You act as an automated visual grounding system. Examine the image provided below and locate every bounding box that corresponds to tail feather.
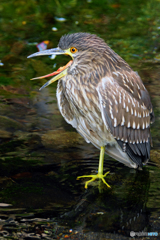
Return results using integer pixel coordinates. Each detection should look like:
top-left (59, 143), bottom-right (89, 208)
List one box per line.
top-left (105, 142), bottom-right (138, 169)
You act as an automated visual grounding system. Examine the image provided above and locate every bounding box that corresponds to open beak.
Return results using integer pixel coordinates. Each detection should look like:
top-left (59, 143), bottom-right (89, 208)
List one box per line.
top-left (27, 47), bottom-right (73, 90)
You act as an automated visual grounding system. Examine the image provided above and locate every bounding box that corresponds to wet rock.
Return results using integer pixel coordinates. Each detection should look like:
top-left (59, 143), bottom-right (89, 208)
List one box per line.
top-left (15, 131), bottom-right (41, 142)
top-left (41, 129), bottom-right (84, 149)
top-left (0, 130), bottom-right (12, 139)
top-left (0, 86), bottom-right (28, 95)
top-left (0, 203), bottom-right (12, 207)
top-left (0, 176), bottom-right (15, 188)
top-left (0, 116), bottom-right (24, 131)
top-left (150, 149), bottom-right (160, 165)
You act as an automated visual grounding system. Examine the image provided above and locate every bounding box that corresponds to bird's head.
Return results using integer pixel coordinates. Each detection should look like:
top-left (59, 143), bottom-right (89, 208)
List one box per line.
top-left (27, 33), bottom-right (109, 90)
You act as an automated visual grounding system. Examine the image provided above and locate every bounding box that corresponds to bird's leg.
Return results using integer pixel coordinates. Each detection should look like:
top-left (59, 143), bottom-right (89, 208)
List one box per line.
top-left (77, 146), bottom-right (111, 189)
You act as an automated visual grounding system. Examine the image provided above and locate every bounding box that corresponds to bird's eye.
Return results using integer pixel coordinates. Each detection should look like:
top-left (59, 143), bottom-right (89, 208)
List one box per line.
top-left (70, 47), bottom-right (78, 53)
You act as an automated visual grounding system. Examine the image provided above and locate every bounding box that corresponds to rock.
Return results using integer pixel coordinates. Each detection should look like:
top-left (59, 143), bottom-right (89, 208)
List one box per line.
top-left (0, 116), bottom-right (24, 131)
top-left (150, 149), bottom-right (160, 165)
top-left (41, 129), bottom-right (84, 149)
top-left (0, 130), bottom-right (12, 138)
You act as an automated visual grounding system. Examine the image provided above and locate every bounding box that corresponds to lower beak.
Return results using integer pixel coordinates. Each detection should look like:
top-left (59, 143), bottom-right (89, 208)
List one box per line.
top-left (27, 48), bottom-right (72, 90)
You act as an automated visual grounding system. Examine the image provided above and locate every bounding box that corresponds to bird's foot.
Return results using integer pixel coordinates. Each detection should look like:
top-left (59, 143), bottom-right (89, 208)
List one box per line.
top-left (77, 171), bottom-right (110, 189)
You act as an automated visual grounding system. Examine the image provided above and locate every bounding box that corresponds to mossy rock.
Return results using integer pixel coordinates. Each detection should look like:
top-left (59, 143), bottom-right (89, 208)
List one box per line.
top-left (41, 129), bottom-right (84, 148)
top-left (0, 129), bottom-right (12, 139)
top-left (150, 149), bottom-right (160, 165)
top-left (0, 116), bottom-right (24, 131)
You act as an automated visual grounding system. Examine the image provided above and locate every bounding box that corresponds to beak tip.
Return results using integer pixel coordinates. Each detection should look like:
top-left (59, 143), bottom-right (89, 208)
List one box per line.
top-left (27, 55), bottom-right (34, 59)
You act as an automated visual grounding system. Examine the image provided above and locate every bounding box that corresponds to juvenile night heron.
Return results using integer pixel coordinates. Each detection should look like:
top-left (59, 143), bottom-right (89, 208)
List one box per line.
top-left (28, 33), bottom-right (154, 189)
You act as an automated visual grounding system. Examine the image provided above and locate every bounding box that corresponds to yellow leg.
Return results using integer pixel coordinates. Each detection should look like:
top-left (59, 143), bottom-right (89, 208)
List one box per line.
top-left (77, 146), bottom-right (111, 189)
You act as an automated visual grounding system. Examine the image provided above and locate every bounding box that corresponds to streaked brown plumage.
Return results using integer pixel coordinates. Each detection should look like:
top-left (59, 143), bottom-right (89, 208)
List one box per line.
top-left (28, 32), bottom-right (154, 188)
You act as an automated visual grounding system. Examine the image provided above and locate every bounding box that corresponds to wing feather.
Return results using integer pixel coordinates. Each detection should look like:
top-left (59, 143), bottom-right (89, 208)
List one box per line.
top-left (97, 72), bottom-right (154, 167)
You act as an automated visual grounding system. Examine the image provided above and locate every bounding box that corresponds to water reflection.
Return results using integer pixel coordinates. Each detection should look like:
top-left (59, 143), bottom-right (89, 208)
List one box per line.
top-left (62, 162), bottom-right (150, 236)
top-left (0, 155), bottom-right (152, 239)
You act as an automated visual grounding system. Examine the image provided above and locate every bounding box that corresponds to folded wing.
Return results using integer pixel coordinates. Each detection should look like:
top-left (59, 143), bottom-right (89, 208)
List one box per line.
top-left (97, 71), bottom-right (154, 167)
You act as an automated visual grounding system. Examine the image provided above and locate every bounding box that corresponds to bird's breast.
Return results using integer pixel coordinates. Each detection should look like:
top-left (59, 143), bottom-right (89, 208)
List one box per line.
top-left (57, 77), bottom-right (114, 148)
top-left (62, 77), bottom-right (105, 134)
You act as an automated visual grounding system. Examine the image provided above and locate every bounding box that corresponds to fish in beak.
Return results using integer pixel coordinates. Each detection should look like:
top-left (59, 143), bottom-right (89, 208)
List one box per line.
top-left (27, 47), bottom-right (73, 90)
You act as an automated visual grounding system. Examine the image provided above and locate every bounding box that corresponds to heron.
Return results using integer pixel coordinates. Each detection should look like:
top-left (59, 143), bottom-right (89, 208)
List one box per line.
top-left (28, 33), bottom-right (154, 189)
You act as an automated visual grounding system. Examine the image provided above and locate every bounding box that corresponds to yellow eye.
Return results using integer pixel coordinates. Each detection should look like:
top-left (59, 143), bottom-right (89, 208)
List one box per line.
top-left (70, 47), bottom-right (78, 53)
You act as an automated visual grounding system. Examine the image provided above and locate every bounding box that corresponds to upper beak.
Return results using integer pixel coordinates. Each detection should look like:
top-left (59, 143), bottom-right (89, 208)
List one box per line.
top-left (27, 47), bottom-right (65, 58)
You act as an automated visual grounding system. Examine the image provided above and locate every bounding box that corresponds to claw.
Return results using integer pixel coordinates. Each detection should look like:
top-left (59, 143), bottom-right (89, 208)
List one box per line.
top-left (77, 172), bottom-right (111, 189)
